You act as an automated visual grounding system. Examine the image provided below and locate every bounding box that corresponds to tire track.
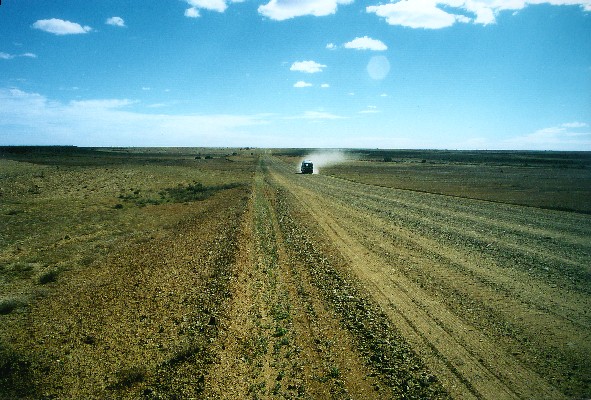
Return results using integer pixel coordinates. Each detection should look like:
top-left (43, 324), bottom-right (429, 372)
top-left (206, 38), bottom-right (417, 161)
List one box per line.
top-left (272, 160), bottom-right (590, 325)
top-left (205, 163), bottom-right (390, 399)
top-left (268, 156), bottom-right (574, 399)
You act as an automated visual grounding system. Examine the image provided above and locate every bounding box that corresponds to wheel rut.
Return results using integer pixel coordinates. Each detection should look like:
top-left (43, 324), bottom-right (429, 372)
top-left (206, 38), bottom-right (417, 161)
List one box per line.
top-left (205, 163), bottom-right (392, 399)
top-left (267, 156), bottom-right (574, 399)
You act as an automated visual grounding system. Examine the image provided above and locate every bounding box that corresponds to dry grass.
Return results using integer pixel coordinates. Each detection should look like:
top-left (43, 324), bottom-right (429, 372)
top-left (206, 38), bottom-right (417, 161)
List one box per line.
top-left (0, 147), bottom-right (256, 398)
top-left (316, 150), bottom-right (591, 214)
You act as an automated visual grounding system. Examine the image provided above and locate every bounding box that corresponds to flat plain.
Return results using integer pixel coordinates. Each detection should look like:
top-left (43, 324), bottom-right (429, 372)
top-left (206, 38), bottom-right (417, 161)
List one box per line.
top-left (1, 147), bottom-right (590, 399)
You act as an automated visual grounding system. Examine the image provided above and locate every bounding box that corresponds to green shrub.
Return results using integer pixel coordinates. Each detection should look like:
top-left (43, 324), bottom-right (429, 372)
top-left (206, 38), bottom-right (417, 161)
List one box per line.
top-left (0, 298), bottom-right (22, 315)
top-left (37, 269), bottom-right (59, 285)
top-left (113, 366), bottom-right (147, 388)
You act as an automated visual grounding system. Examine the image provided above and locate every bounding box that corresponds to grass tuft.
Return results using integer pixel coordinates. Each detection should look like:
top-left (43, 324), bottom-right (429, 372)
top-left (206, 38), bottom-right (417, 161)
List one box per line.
top-left (0, 297), bottom-right (24, 315)
top-left (37, 268), bottom-right (59, 285)
top-left (113, 366), bottom-right (147, 388)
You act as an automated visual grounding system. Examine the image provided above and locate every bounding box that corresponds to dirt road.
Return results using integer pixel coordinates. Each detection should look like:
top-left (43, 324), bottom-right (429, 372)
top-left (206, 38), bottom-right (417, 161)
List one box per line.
top-left (2, 152), bottom-right (589, 399)
top-left (265, 155), bottom-right (590, 399)
top-left (186, 154), bottom-right (590, 398)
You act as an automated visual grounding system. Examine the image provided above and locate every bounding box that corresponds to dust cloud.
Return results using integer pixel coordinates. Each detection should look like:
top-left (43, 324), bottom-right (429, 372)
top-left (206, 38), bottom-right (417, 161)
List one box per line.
top-left (300, 150), bottom-right (348, 174)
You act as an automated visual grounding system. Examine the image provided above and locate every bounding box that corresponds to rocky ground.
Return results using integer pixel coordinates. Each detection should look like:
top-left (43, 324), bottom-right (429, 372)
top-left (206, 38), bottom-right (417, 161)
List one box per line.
top-left (1, 150), bottom-right (589, 399)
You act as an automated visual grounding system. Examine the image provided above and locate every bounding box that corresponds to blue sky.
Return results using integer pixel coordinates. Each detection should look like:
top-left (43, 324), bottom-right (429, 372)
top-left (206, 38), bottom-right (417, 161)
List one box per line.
top-left (1, 0), bottom-right (590, 149)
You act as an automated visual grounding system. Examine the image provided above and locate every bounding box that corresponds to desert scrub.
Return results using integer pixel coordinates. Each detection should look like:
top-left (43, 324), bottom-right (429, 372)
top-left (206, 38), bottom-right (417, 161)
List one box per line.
top-left (37, 268), bottom-right (59, 285)
top-left (160, 182), bottom-right (242, 203)
top-left (119, 182), bottom-right (243, 206)
top-left (0, 262), bottom-right (36, 282)
top-left (0, 341), bottom-right (37, 398)
top-left (0, 297), bottom-right (24, 315)
top-left (110, 366), bottom-right (147, 389)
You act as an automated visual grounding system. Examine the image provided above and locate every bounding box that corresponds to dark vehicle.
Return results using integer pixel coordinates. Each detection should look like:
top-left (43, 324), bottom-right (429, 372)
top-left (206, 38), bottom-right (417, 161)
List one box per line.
top-left (301, 160), bottom-right (314, 174)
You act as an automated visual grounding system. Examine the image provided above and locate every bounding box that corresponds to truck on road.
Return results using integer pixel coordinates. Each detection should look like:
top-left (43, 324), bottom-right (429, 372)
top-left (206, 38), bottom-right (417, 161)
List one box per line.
top-left (301, 160), bottom-right (314, 174)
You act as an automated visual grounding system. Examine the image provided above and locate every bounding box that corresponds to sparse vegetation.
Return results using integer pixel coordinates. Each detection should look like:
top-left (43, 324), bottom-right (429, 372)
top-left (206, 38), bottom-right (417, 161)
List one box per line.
top-left (0, 297), bottom-right (23, 315)
top-left (37, 268), bottom-right (59, 285)
top-left (1, 147), bottom-right (588, 399)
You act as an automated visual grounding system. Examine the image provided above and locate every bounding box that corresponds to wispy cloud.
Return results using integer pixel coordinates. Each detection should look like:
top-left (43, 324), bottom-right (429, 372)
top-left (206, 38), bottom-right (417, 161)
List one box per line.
top-left (106, 17), bottom-right (125, 27)
top-left (0, 52), bottom-right (37, 60)
top-left (294, 81), bottom-right (313, 88)
top-left (562, 122), bottom-right (589, 128)
top-left (503, 122), bottom-right (591, 150)
top-left (290, 60), bottom-right (327, 73)
top-left (344, 36), bottom-right (387, 51)
top-left (0, 88), bottom-right (268, 146)
top-left (32, 18), bottom-right (92, 35)
top-left (359, 105), bottom-right (379, 114)
top-left (69, 99), bottom-right (137, 109)
top-left (288, 111), bottom-right (345, 120)
top-left (367, 0), bottom-right (591, 29)
top-left (259, 0), bottom-right (353, 21)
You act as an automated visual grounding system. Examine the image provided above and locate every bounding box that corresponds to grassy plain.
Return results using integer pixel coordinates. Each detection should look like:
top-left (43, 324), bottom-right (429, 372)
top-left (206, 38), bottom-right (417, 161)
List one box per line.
top-left (1, 147), bottom-right (589, 399)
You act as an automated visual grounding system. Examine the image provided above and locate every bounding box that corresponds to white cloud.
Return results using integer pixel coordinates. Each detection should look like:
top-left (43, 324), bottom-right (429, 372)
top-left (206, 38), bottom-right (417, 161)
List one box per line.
top-left (321, 83), bottom-right (330, 88)
top-left (185, 7), bottom-right (201, 17)
top-left (147, 103), bottom-right (168, 108)
top-left (367, 1), bottom-right (470, 29)
top-left (326, 43), bottom-right (337, 50)
top-left (106, 16), bottom-right (125, 27)
top-left (32, 18), bottom-right (92, 35)
top-left (302, 111), bottom-right (344, 119)
top-left (69, 99), bottom-right (137, 109)
top-left (187, 0), bottom-right (228, 12)
top-left (503, 122), bottom-right (591, 150)
top-left (290, 60), bottom-right (327, 73)
top-left (294, 81), bottom-right (313, 88)
top-left (288, 111), bottom-right (345, 120)
top-left (185, 0), bottom-right (243, 15)
top-left (561, 121), bottom-right (589, 128)
top-left (367, 0), bottom-right (591, 29)
top-left (259, 0), bottom-right (354, 20)
top-left (0, 52), bottom-right (37, 60)
top-left (0, 88), bottom-right (267, 146)
top-left (344, 36), bottom-right (388, 51)
top-left (359, 105), bottom-right (380, 114)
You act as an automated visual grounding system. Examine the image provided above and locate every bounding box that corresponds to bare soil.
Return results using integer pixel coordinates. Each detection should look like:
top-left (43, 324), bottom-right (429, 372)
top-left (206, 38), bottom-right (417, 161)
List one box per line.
top-left (1, 148), bottom-right (589, 399)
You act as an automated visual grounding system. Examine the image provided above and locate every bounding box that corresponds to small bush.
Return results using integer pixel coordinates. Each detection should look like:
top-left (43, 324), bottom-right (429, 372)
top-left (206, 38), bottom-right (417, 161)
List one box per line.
top-left (37, 269), bottom-right (59, 285)
top-left (114, 366), bottom-right (147, 388)
top-left (328, 366), bottom-right (340, 378)
top-left (119, 182), bottom-right (243, 207)
top-left (0, 298), bottom-right (22, 315)
top-left (0, 341), bottom-right (36, 397)
top-left (273, 326), bottom-right (288, 338)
